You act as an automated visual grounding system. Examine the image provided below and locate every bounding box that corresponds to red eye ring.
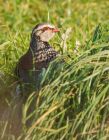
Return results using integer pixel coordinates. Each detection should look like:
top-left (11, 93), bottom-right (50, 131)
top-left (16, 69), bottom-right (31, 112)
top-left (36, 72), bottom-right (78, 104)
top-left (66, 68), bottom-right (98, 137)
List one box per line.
top-left (41, 27), bottom-right (59, 33)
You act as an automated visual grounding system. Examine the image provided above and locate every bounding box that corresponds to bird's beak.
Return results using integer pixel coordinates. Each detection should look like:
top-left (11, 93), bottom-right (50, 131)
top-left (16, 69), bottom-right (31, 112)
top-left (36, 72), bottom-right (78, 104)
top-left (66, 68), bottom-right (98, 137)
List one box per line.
top-left (52, 28), bottom-right (60, 32)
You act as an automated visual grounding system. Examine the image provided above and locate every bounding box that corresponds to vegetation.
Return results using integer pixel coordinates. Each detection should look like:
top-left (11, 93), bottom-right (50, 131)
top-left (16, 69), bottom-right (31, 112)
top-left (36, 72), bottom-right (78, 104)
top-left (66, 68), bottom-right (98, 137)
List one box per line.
top-left (0, 0), bottom-right (109, 139)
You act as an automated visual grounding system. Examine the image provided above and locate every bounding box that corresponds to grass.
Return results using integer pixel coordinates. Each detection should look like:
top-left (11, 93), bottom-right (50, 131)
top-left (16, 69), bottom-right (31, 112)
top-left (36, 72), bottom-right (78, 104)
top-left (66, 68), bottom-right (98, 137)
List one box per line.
top-left (1, 0), bottom-right (109, 139)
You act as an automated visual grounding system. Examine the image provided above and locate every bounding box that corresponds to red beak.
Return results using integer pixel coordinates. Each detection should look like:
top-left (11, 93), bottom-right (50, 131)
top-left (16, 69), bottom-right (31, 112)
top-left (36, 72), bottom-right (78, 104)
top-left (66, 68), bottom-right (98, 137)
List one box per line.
top-left (52, 28), bottom-right (60, 32)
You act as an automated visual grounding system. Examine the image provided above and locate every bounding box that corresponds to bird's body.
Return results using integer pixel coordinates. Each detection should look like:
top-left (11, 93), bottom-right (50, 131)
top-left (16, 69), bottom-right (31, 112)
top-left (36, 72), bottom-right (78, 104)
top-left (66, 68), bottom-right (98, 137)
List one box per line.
top-left (15, 23), bottom-right (59, 92)
top-left (13, 23), bottom-right (60, 133)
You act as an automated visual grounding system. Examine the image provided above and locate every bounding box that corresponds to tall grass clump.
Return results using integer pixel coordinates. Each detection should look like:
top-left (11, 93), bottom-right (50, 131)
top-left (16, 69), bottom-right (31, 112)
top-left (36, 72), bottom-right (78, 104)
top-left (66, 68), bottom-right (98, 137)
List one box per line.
top-left (20, 22), bottom-right (109, 140)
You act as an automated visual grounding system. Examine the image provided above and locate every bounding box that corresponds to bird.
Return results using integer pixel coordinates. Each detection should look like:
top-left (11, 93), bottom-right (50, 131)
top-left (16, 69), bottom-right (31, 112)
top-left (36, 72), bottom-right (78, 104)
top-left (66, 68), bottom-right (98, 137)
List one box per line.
top-left (13, 23), bottom-right (60, 132)
top-left (15, 23), bottom-right (60, 96)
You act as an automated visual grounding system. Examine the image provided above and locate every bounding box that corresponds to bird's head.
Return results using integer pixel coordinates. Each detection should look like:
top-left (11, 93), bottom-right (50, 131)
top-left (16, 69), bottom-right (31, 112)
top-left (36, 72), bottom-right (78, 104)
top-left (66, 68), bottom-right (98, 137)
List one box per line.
top-left (31, 23), bottom-right (59, 42)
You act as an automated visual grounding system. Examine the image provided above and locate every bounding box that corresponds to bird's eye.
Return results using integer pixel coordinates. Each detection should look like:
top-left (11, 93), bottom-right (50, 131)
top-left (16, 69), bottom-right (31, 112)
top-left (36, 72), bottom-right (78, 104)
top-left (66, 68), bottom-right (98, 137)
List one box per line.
top-left (42, 27), bottom-right (48, 31)
top-left (42, 27), bottom-right (51, 32)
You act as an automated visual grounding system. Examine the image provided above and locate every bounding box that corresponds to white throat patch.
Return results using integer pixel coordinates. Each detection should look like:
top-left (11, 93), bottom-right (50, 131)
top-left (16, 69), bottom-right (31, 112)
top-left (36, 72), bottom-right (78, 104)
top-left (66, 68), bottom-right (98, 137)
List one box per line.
top-left (40, 30), bottom-right (55, 42)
